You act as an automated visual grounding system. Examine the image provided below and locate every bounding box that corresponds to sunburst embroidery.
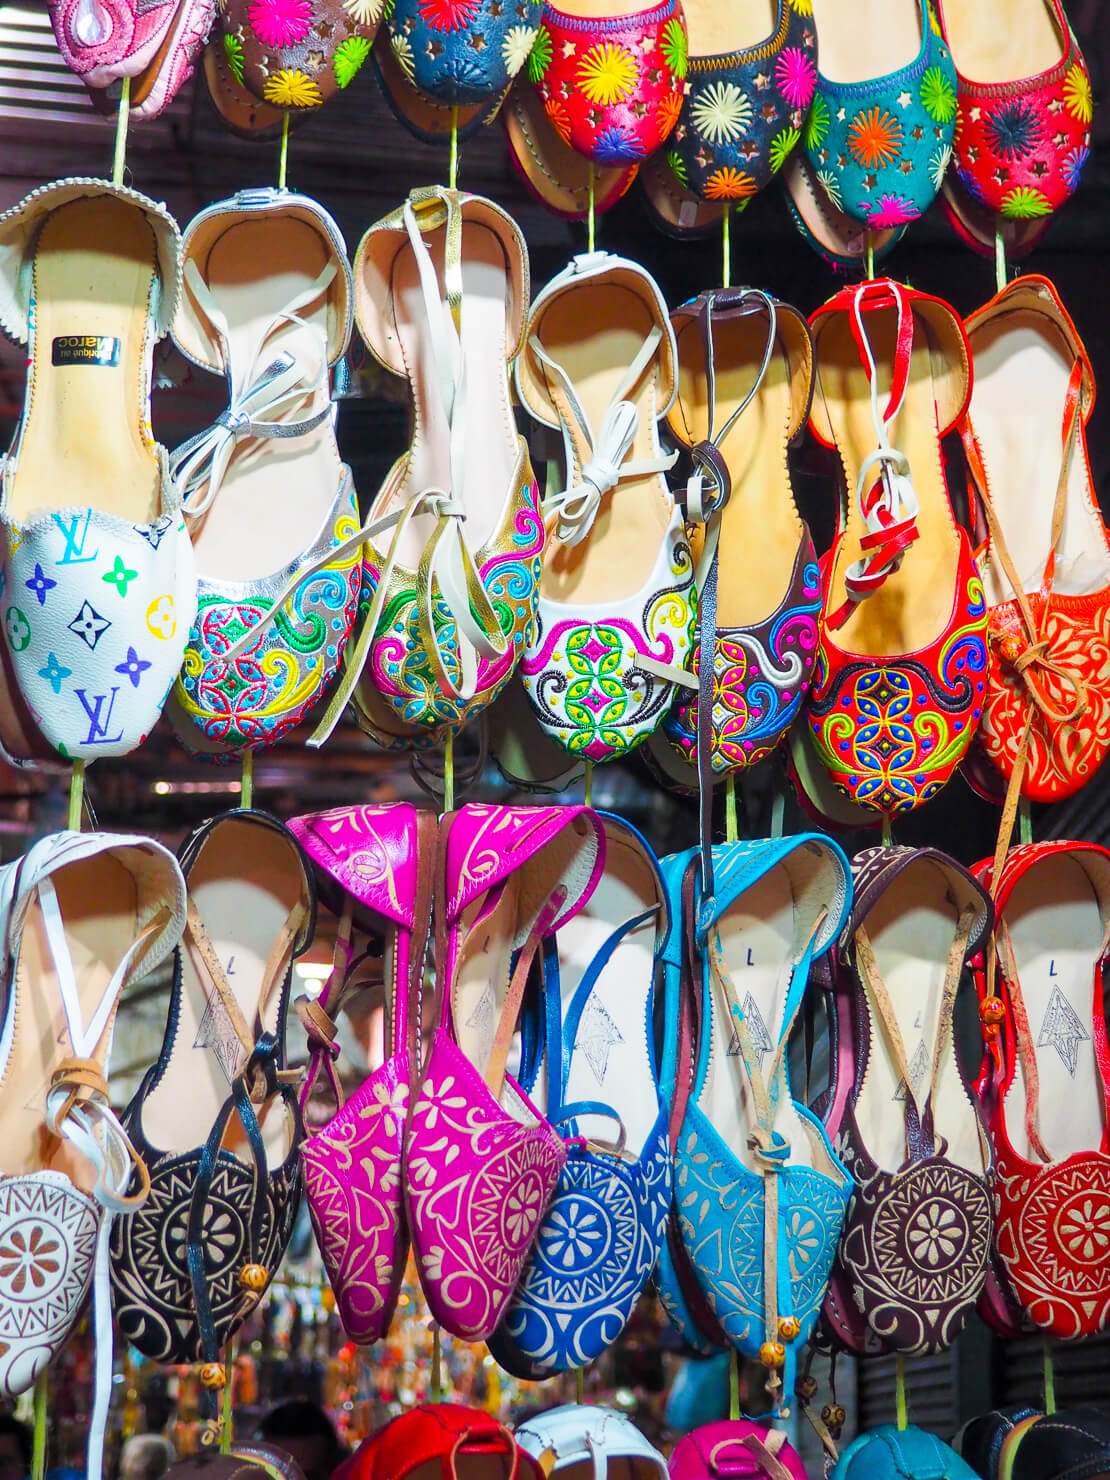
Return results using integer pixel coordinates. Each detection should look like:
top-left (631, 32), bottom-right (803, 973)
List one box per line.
top-left (1063, 65), bottom-right (1093, 124)
top-left (576, 41), bottom-right (638, 106)
top-left (262, 66), bottom-right (322, 105)
top-left (703, 166), bottom-right (757, 199)
top-left (342, 0), bottom-right (384, 22)
top-left (660, 17), bottom-right (686, 80)
top-left (418, 0), bottom-right (479, 32)
top-left (775, 47), bottom-right (815, 109)
top-left (691, 80), bottom-right (752, 144)
top-left (847, 105), bottom-right (903, 169)
top-left (248, 0), bottom-right (311, 48)
top-left (983, 100), bottom-right (1041, 160)
top-left (657, 86), bottom-right (683, 139)
top-left (502, 24), bottom-right (536, 76)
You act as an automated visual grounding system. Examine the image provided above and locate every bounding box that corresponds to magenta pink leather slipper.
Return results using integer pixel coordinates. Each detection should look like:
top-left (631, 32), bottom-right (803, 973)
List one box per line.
top-left (48, 0), bottom-right (215, 109)
top-left (290, 805), bottom-right (437, 1347)
top-left (406, 803), bottom-right (605, 1341)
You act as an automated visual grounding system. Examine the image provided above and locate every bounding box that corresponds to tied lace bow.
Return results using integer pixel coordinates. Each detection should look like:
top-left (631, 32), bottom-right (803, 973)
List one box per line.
top-left (543, 398), bottom-right (640, 546)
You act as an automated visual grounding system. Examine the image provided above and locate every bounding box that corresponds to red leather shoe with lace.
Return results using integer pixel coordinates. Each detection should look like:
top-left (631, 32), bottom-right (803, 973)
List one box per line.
top-left (973, 842), bottom-right (1110, 1340)
top-left (336, 1404), bottom-right (545, 1480)
top-left (803, 278), bottom-right (988, 816)
top-left (961, 275), bottom-right (1110, 805)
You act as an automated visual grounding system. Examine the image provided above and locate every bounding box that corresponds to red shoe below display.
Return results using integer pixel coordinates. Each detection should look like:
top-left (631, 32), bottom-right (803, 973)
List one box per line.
top-left (937, 0), bottom-right (1093, 222)
top-left (974, 842), bottom-right (1110, 1341)
top-left (803, 277), bottom-right (987, 817)
top-left (962, 275), bottom-right (1110, 805)
top-left (529, 0), bottom-right (688, 166)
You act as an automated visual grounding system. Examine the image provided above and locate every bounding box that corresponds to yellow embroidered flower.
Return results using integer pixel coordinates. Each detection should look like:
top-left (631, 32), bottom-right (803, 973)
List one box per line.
top-left (262, 67), bottom-right (322, 106)
top-left (1063, 64), bottom-right (1093, 124)
top-left (577, 41), bottom-right (638, 106)
top-left (703, 166), bottom-right (757, 200)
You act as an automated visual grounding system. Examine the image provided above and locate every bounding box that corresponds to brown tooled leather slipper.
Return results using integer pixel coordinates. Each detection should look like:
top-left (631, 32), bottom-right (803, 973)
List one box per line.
top-left (219, 0), bottom-right (381, 110)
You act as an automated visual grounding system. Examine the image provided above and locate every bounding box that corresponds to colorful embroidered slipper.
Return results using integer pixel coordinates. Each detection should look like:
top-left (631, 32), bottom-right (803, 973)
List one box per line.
top-left (516, 252), bottom-right (695, 763)
top-left (110, 812), bottom-right (314, 1377)
top-left (960, 275), bottom-right (1110, 806)
top-left (312, 187), bottom-right (542, 750)
top-left (529, 0), bottom-right (687, 166)
top-left (406, 804), bottom-right (604, 1341)
top-left (639, 152), bottom-right (725, 238)
top-left (203, 35), bottom-right (302, 139)
top-left (290, 804), bottom-right (437, 1346)
top-left (666, 0), bottom-right (814, 205)
top-left (670, 1423), bottom-right (809, 1480)
top-left (73, 0), bottom-right (217, 119)
top-left (48, 0), bottom-right (213, 101)
top-left (506, 80), bottom-right (638, 221)
top-left (663, 288), bottom-right (820, 781)
top-left (781, 149), bottom-right (906, 269)
top-left (0, 180), bottom-right (195, 762)
top-left (490, 814), bottom-right (673, 1376)
top-left (937, 0), bottom-right (1093, 223)
top-left (374, 32), bottom-right (507, 145)
top-left (0, 831), bottom-right (185, 1480)
top-left (219, 0), bottom-right (379, 111)
top-left (806, 0), bottom-right (957, 228)
top-left (821, 846), bottom-right (994, 1358)
top-left (516, 1406), bottom-right (669, 1480)
top-left (669, 836), bottom-right (852, 1409)
top-left (382, 0), bottom-right (540, 106)
top-left (166, 189), bottom-right (360, 754)
top-left (336, 1404), bottom-right (546, 1480)
top-left (973, 842), bottom-right (1110, 1340)
top-left (805, 278), bottom-right (987, 816)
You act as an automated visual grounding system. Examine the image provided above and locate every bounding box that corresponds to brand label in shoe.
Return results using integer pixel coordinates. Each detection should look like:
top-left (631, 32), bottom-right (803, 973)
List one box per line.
top-left (51, 336), bottom-right (121, 367)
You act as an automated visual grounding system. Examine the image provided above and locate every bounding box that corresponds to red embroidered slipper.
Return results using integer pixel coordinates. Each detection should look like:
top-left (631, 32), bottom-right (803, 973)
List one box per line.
top-left (973, 842), bottom-right (1110, 1340)
top-left (804, 278), bottom-right (987, 817)
top-left (937, 0), bottom-right (1093, 222)
top-left (961, 275), bottom-right (1110, 806)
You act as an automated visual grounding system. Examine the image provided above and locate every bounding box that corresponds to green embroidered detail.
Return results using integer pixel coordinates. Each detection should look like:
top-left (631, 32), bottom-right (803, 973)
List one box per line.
top-left (527, 24), bottom-right (552, 82)
top-left (661, 18), bottom-right (687, 82)
top-left (805, 91), bottom-right (829, 151)
top-left (334, 35), bottom-right (370, 87)
top-left (667, 151), bottom-right (687, 186)
top-left (223, 32), bottom-right (245, 85)
top-left (769, 125), bottom-right (800, 174)
top-left (919, 64), bottom-right (956, 123)
top-left (1000, 184), bottom-right (1052, 218)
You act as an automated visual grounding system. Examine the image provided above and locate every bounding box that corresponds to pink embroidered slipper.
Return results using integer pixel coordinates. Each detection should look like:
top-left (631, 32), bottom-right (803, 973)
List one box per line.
top-left (49, 0), bottom-right (215, 113)
top-left (291, 805), bottom-right (437, 1346)
top-left (406, 804), bottom-right (605, 1341)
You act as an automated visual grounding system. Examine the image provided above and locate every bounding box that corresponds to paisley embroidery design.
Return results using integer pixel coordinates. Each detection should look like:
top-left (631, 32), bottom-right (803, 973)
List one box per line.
top-left (979, 591), bottom-right (1110, 802)
top-left (521, 527), bottom-right (696, 761)
top-left (110, 1148), bottom-right (301, 1364)
top-left (175, 482), bottom-right (361, 750)
top-left (807, 564), bottom-right (987, 814)
top-left (993, 1148), bottom-right (1110, 1340)
top-left (665, 545), bottom-right (819, 773)
top-left (365, 470), bottom-right (544, 734)
top-left (494, 1128), bottom-right (670, 1373)
top-left (0, 1174), bottom-right (99, 1398)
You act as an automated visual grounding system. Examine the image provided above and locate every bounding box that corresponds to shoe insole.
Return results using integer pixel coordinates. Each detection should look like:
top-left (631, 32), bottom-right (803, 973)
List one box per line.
top-left (673, 317), bottom-right (802, 630)
top-left (9, 196), bottom-right (160, 526)
top-left (696, 859), bottom-right (838, 1179)
top-left (684, 0), bottom-right (775, 58)
top-left (1002, 857), bottom-right (1107, 1163)
top-left (141, 821), bottom-right (302, 1169)
top-left (376, 222), bottom-right (517, 570)
top-left (854, 864), bottom-right (984, 1175)
top-left (943, 0), bottom-right (1063, 85)
top-left (536, 283), bottom-right (674, 607)
top-left (970, 310), bottom-right (1110, 606)
top-left (816, 305), bottom-right (963, 658)
top-left (555, 830), bottom-right (659, 1157)
top-left (1, 855), bottom-right (137, 1193)
top-left (185, 217), bottom-right (341, 585)
top-left (810, 0), bottom-right (921, 84)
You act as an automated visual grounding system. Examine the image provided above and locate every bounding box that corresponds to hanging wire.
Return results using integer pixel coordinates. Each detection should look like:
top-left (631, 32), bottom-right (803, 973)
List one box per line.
top-left (111, 76), bottom-right (130, 186)
top-left (278, 113), bottom-right (290, 191)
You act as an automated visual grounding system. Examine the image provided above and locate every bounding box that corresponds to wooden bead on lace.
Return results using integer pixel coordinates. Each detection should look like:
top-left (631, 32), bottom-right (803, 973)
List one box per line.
top-left (778, 1316), bottom-right (801, 1341)
top-left (239, 1263), bottom-right (268, 1293)
top-left (198, 1363), bottom-right (226, 1389)
top-left (822, 1404), bottom-right (846, 1430)
top-left (980, 996), bottom-right (1006, 1026)
top-left (759, 1341), bottom-right (785, 1369)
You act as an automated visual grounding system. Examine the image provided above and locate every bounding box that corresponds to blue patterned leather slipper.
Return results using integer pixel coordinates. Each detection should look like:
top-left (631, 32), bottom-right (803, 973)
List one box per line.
top-left (382, 0), bottom-right (540, 106)
top-left (805, 0), bottom-right (957, 228)
top-left (490, 813), bottom-right (673, 1376)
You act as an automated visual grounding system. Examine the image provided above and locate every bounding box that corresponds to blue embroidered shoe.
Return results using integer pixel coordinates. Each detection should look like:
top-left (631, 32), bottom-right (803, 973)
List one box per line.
top-left (667, 0), bottom-right (816, 205)
top-left (666, 836), bottom-right (852, 1411)
top-left (489, 814), bottom-right (675, 1376)
top-left (382, 0), bottom-right (541, 106)
top-left (804, 0), bottom-right (957, 229)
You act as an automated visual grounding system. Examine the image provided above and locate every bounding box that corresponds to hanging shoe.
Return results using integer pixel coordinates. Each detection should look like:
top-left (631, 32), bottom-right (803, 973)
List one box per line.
top-left (780, 150), bottom-right (906, 270)
top-left (666, 0), bottom-right (815, 206)
top-left (219, 0), bottom-right (380, 111)
top-left (381, 0), bottom-right (540, 109)
top-left (973, 841), bottom-right (1110, 1341)
top-left (203, 35), bottom-right (303, 139)
top-left (938, 172), bottom-right (1051, 264)
top-left (833, 1427), bottom-right (980, 1480)
top-left (406, 804), bottom-right (604, 1341)
top-left (374, 31), bottom-right (508, 144)
top-left (516, 252), bottom-right (696, 763)
top-left (961, 275), bottom-right (1109, 805)
top-left (506, 80), bottom-right (639, 221)
top-left (312, 187), bottom-right (543, 750)
top-left (804, 278), bottom-right (988, 816)
top-left (662, 288), bottom-right (821, 780)
top-left (821, 846), bottom-right (994, 1357)
top-left (48, 0), bottom-right (214, 107)
top-left (669, 835), bottom-right (852, 1409)
top-left (166, 188), bottom-right (360, 753)
top-left (937, 0), bottom-right (1093, 224)
top-left (515, 1406), bottom-right (669, 1480)
top-left (490, 813), bottom-right (673, 1376)
top-left (529, 0), bottom-right (687, 166)
top-left (805, 0), bottom-right (957, 228)
top-left (640, 153), bottom-right (725, 238)
top-left (0, 831), bottom-right (185, 1480)
top-left (110, 811), bottom-right (314, 1374)
top-left (0, 180), bottom-right (195, 762)
top-left (290, 804), bottom-right (437, 1346)
top-left (336, 1404), bottom-right (545, 1480)
top-left (670, 1422), bottom-right (810, 1480)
